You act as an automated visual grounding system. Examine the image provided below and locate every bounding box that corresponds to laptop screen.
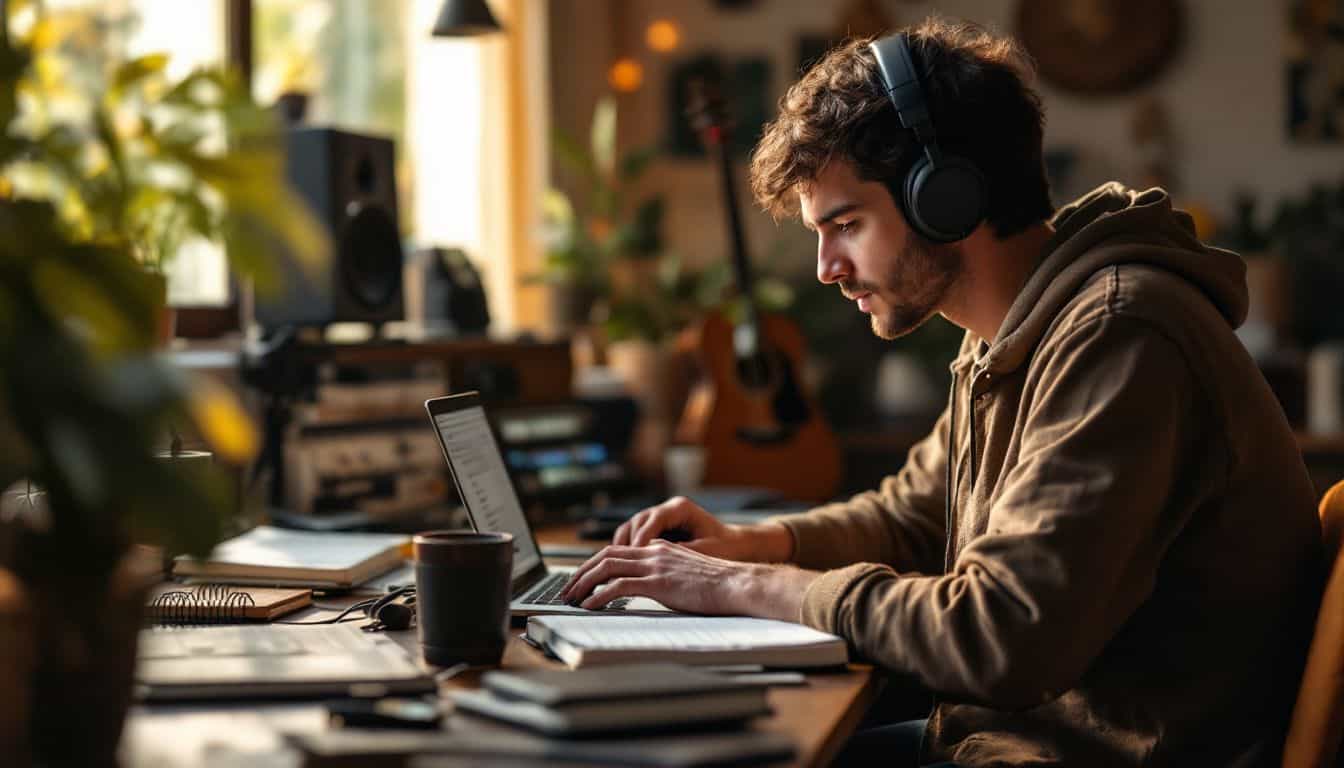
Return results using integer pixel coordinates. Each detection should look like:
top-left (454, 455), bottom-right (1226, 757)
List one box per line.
top-left (431, 404), bottom-right (543, 581)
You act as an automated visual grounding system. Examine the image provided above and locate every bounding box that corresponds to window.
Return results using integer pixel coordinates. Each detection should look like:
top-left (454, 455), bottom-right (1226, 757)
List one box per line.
top-left (30, 0), bottom-right (547, 330)
top-left (32, 0), bottom-right (231, 306)
top-left (253, 0), bottom-right (415, 233)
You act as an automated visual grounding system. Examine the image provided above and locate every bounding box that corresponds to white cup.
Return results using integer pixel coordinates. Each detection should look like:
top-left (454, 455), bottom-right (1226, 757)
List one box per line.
top-left (664, 445), bottom-right (706, 497)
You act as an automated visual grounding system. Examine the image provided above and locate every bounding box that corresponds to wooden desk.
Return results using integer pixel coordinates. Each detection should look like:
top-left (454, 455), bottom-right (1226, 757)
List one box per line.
top-left (124, 524), bottom-right (882, 767)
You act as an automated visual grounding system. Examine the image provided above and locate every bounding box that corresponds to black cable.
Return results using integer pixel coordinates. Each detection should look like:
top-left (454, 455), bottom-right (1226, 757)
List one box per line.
top-left (274, 598), bottom-right (377, 625)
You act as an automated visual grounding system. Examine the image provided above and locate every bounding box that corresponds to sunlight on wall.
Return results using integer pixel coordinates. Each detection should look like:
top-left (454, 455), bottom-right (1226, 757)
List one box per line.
top-left (406, 0), bottom-right (514, 332)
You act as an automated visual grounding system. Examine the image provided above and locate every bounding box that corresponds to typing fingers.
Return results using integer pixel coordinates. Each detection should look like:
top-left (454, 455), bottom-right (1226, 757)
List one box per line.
top-left (564, 556), bottom-right (650, 605)
top-left (630, 497), bottom-right (691, 547)
top-left (560, 544), bottom-right (621, 600)
top-left (579, 575), bottom-right (665, 610)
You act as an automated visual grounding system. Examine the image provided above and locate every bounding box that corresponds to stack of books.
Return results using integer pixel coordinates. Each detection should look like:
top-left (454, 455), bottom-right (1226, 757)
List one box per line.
top-left (450, 663), bottom-right (772, 736)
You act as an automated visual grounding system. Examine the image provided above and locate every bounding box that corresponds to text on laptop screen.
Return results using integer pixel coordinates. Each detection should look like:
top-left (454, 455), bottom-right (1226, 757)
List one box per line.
top-left (432, 406), bottom-right (542, 580)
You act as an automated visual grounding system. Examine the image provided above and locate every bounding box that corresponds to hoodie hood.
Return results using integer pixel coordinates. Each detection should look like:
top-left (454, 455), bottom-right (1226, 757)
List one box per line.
top-left (976, 183), bottom-right (1249, 376)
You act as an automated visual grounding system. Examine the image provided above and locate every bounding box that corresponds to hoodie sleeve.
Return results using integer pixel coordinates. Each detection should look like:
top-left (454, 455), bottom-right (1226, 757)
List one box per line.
top-left (797, 315), bottom-right (1202, 708)
top-left (767, 406), bottom-right (951, 575)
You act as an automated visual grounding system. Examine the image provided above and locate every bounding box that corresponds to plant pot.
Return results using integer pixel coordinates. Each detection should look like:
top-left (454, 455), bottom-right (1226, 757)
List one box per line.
top-left (2, 523), bottom-right (156, 768)
top-left (547, 283), bottom-right (600, 333)
top-left (275, 91), bottom-right (309, 125)
top-left (144, 270), bottom-right (175, 347)
top-left (0, 567), bottom-right (35, 765)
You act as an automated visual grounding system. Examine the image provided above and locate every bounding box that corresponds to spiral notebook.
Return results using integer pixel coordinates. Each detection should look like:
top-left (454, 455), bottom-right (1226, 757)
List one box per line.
top-left (146, 583), bottom-right (312, 624)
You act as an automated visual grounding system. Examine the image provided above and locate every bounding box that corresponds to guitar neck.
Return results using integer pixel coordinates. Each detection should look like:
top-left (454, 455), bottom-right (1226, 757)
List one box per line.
top-left (711, 136), bottom-right (758, 323)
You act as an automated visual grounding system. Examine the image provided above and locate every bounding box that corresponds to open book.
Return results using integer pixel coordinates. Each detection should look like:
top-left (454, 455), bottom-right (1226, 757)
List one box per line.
top-left (526, 615), bottom-right (848, 669)
top-left (172, 526), bottom-right (409, 589)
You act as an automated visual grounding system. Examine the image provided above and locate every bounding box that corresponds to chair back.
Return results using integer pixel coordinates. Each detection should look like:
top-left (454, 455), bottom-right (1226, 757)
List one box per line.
top-left (1283, 480), bottom-right (1344, 768)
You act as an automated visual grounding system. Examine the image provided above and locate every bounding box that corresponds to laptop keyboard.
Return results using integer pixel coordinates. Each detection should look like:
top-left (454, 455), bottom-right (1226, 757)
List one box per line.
top-left (523, 572), bottom-right (630, 610)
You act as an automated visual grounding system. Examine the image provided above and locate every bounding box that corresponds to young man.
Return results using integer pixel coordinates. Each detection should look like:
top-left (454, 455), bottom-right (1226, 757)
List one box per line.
top-left (560, 18), bottom-right (1323, 767)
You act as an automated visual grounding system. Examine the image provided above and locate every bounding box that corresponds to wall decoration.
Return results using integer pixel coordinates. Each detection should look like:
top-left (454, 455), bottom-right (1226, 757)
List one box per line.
top-left (666, 54), bottom-right (771, 158)
top-left (1286, 0), bottom-right (1344, 141)
top-left (1016, 0), bottom-right (1184, 96)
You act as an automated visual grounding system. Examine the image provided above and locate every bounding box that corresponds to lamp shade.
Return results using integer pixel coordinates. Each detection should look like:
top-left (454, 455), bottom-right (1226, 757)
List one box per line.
top-left (432, 0), bottom-right (502, 37)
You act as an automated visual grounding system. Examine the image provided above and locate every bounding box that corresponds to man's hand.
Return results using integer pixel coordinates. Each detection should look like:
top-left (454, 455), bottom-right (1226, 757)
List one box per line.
top-left (558, 540), bottom-right (820, 620)
top-left (614, 496), bottom-right (795, 563)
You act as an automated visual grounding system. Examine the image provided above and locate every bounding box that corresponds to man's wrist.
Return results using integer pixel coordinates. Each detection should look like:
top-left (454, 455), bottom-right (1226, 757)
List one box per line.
top-left (751, 521), bottom-right (796, 563)
top-left (736, 563), bottom-right (820, 622)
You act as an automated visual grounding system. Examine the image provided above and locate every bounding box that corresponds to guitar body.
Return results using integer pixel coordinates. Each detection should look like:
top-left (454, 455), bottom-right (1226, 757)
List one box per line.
top-left (676, 311), bottom-right (841, 503)
top-left (674, 78), bottom-right (842, 503)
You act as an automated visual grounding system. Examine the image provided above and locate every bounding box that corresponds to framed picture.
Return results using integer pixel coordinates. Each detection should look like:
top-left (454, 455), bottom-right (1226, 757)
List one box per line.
top-left (1286, 0), bottom-right (1344, 141)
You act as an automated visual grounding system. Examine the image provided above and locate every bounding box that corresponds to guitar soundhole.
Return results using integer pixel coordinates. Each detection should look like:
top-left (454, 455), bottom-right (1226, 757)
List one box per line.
top-left (735, 355), bottom-right (772, 390)
top-left (733, 350), bottom-right (811, 445)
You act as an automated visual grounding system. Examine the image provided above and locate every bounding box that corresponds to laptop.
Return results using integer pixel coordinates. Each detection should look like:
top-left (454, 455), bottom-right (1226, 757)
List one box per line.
top-left (426, 392), bottom-right (674, 618)
top-left (136, 623), bottom-right (436, 702)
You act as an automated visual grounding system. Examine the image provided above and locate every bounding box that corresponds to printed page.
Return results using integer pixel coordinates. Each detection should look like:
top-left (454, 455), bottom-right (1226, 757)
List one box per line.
top-left (534, 616), bottom-right (842, 650)
top-left (193, 527), bottom-right (408, 569)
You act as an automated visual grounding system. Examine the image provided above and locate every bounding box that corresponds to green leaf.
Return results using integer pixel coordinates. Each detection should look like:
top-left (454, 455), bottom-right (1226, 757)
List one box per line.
top-left (590, 96), bottom-right (617, 178)
top-left (754, 277), bottom-right (794, 311)
top-left (552, 130), bottom-right (593, 181)
top-left (613, 198), bottom-right (664, 258)
top-left (111, 52), bottom-right (169, 97)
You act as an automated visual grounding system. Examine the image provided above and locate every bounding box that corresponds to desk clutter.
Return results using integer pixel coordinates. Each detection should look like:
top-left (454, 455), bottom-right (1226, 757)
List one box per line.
top-left (286, 664), bottom-right (796, 767)
top-left (289, 725), bottom-right (797, 768)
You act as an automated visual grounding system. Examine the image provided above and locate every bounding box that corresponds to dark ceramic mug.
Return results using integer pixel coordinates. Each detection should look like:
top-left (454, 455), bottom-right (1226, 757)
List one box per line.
top-left (412, 530), bottom-right (513, 667)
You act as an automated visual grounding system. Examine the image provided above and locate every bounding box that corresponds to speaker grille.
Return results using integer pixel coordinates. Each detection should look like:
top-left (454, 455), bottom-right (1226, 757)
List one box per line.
top-left (340, 203), bottom-right (402, 311)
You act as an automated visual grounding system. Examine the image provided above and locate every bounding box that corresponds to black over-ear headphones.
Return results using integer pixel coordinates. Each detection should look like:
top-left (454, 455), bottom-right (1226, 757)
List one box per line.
top-left (869, 34), bottom-right (987, 243)
top-left (364, 585), bottom-right (417, 632)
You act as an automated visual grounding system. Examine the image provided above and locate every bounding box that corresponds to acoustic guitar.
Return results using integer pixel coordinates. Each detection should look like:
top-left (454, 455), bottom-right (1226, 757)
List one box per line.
top-left (673, 81), bottom-right (841, 503)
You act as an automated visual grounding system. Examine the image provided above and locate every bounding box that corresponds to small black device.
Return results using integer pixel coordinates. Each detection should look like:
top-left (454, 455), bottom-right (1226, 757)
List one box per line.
top-left (326, 697), bottom-right (442, 730)
top-left (414, 246), bottom-right (491, 335)
top-left (868, 33), bottom-right (986, 243)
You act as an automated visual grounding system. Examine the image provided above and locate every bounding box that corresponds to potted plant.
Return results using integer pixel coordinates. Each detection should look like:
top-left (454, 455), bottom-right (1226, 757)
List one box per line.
top-left (0, 6), bottom-right (324, 764)
top-left (1266, 178), bottom-right (1344, 347)
top-left (537, 96), bottom-right (665, 332)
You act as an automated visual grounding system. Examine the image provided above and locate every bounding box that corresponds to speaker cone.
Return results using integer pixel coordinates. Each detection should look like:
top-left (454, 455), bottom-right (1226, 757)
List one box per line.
top-left (339, 203), bottom-right (403, 311)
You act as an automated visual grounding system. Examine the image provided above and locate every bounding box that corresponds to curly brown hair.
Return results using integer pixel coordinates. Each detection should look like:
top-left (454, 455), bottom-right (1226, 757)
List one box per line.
top-left (749, 17), bottom-right (1053, 238)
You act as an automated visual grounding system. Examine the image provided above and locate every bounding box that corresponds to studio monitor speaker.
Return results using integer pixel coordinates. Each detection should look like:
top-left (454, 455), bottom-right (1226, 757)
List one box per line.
top-left (256, 127), bottom-right (405, 329)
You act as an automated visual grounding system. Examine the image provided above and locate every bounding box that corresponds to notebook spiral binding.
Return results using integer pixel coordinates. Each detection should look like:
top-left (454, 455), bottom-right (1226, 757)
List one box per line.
top-left (150, 584), bottom-right (257, 626)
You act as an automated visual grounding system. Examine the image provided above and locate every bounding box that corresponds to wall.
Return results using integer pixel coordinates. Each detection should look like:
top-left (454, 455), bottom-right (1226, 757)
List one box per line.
top-left (548, 0), bottom-right (1344, 275)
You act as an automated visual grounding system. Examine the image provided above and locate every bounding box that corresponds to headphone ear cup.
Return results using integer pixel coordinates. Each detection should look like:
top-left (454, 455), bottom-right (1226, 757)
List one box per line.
top-left (375, 601), bottom-right (414, 631)
top-left (902, 154), bottom-right (932, 237)
top-left (904, 156), bottom-right (987, 243)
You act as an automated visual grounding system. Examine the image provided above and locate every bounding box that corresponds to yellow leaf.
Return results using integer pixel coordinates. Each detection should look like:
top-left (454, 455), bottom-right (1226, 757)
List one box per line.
top-left (186, 377), bottom-right (259, 464)
top-left (29, 18), bottom-right (61, 52)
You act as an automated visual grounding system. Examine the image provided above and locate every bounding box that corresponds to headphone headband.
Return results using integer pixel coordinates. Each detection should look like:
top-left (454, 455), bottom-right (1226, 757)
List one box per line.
top-left (869, 34), bottom-right (936, 153)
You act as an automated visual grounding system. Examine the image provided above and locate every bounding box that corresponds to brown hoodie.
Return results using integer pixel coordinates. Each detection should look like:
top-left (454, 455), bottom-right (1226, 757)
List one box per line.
top-left (773, 184), bottom-right (1324, 767)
